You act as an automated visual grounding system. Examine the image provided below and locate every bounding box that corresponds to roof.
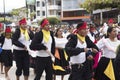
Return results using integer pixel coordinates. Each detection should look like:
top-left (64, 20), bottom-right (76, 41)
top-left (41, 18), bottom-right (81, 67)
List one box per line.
top-left (61, 16), bottom-right (90, 20)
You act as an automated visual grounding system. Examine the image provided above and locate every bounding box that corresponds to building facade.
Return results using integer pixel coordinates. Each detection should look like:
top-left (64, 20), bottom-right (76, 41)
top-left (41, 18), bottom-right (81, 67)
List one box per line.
top-left (93, 8), bottom-right (120, 25)
top-left (61, 0), bottom-right (90, 24)
top-left (36, 0), bottom-right (61, 20)
top-left (35, 0), bottom-right (91, 24)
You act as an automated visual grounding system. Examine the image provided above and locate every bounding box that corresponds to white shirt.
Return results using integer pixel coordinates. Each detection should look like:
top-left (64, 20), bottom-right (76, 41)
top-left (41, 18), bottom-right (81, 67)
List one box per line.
top-left (55, 37), bottom-right (68, 48)
top-left (2, 38), bottom-right (12, 50)
top-left (13, 33), bottom-right (30, 50)
top-left (36, 36), bottom-right (52, 57)
top-left (97, 38), bottom-right (120, 59)
top-left (70, 39), bottom-right (87, 64)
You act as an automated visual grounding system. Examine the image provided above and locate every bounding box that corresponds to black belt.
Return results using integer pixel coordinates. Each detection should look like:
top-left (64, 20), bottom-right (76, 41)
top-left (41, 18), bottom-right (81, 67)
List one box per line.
top-left (71, 63), bottom-right (84, 69)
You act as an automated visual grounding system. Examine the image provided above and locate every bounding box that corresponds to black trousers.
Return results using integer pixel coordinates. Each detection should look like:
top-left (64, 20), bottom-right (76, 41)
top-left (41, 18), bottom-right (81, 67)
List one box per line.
top-left (69, 60), bottom-right (93, 80)
top-left (34, 56), bottom-right (53, 80)
top-left (14, 50), bottom-right (30, 76)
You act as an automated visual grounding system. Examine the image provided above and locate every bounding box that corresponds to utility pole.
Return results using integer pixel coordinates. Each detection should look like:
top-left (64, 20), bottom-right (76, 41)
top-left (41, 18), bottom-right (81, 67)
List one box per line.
top-left (25, 0), bottom-right (30, 25)
top-left (25, 0), bottom-right (28, 18)
top-left (100, 10), bottom-right (103, 25)
top-left (45, 0), bottom-right (47, 18)
top-left (3, 0), bottom-right (5, 25)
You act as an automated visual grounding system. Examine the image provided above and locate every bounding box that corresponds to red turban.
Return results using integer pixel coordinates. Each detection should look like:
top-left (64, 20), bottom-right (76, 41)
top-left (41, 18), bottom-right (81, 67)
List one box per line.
top-left (77, 22), bottom-right (87, 30)
top-left (19, 18), bottom-right (27, 25)
top-left (5, 27), bottom-right (11, 33)
top-left (41, 18), bottom-right (49, 28)
top-left (108, 18), bottom-right (114, 24)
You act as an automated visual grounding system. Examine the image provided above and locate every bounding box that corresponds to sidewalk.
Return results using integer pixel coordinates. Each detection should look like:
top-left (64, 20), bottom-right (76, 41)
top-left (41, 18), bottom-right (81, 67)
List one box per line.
top-left (0, 61), bottom-right (69, 80)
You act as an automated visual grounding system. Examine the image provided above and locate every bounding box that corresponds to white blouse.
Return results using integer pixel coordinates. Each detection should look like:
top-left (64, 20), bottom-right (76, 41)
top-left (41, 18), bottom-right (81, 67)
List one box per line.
top-left (96, 38), bottom-right (120, 59)
top-left (54, 37), bottom-right (68, 48)
top-left (2, 38), bottom-right (12, 50)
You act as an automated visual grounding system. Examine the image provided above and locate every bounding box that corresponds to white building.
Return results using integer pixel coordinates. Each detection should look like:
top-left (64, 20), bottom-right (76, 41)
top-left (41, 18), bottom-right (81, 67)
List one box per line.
top-left (36, 0), bottom-right (61, 20)
top-left (35, 0), bottom-right (90, 24)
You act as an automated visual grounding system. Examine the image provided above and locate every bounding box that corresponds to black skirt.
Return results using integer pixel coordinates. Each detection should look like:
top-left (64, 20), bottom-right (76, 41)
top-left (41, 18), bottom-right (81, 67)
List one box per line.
top-left (94, 57), bottom-right (119, 80)
top-left (53, 48), bottom-right (71, 75)
top-left (1, 50), bottom-right (13, 67)
top-left (0, 54), bottom-right (3, 62)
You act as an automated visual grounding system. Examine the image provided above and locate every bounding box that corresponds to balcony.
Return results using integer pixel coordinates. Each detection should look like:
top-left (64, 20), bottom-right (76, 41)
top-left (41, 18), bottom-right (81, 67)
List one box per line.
top-left (48, 5), bottom-right (61, 10)
top-left (62, 8), bottom-right (85, 11)
top-left (48, 14), bottom-right (60, 18)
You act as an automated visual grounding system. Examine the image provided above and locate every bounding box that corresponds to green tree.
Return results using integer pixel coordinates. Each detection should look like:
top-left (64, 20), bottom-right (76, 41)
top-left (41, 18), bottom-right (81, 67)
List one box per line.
top-left (81, 0), bottom-right (94, 12)
top-left (0, 18), bottom-right (11, 23)
top-left (10, 9), bottom-right (19, 16)
top-left (47, 17), bottom-right (61, 26)
top-left (81, 0), bottom-right (120, 24)
top-left (30, 11), bottom-right (35, 20)
top-left (10, 8), bottom-right (27, 22)
top-left (81, 0), bottom-right (120, 12)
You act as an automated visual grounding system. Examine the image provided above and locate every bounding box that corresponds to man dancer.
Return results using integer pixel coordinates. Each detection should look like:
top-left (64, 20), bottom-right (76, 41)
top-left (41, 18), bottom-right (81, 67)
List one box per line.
top-left (30, 18), bottom-right (55, 80)
top-left (65, 21), bottom-right (98, 80)
top-left (12, 18), bottom-right (34, 80)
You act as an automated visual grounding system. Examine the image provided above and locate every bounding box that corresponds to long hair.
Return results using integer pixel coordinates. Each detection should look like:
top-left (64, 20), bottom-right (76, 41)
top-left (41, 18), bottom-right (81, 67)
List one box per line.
top-left (54, 28), bottom-right (60, 37)
top-left (106, 27), bottom-right (114, 38)
top-left (54, 28), bottom-right (63, 38)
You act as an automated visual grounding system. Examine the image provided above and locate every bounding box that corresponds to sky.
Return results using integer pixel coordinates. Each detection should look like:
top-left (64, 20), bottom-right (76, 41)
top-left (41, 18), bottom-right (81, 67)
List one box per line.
top-left (0, 0), bottom-right (26, 13)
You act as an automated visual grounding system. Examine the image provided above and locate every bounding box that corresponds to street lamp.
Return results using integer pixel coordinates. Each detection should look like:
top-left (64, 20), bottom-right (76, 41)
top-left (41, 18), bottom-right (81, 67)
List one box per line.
top-left (25, 0), bottom-right (28, 18)
top-left (3, 0), bottom-right (5, 24)
top-left (45, 0), bottom-right (47, 18)
top-left (25, 0), bottom-right (31, 25)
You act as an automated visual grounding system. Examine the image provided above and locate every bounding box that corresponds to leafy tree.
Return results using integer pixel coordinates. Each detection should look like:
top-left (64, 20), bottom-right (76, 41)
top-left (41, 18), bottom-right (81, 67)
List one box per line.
top-left (81, 0), bottom-right (94, 12)
top-left (81, 0), bottom-right (120, 12)
top-left (47, 17), bottom-right (61, 26)
top-left (10, 9), bottom-right (19, 16)
top-left (30, 11), bottom-right (35, 20)
top-left (0, 18), bottom-right (11, 23)
top-left (81, 0), bottom-right (120, 24)
top-left (10, 8), bottom-right (27, 22)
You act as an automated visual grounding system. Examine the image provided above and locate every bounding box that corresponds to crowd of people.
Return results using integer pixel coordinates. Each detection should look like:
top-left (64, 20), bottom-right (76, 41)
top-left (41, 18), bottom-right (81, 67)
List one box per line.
top-left (0, 18), bottom-right (120, 80)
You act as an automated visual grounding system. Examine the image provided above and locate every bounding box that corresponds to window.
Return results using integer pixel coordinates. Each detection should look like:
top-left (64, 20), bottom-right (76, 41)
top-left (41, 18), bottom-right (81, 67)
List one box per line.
top-left (42, 11), bottom-right (45, 16)
top-left (42, 1), bottom-right (45, 7)
top-left (37, 11), bottom-right (40, 16)
top-left (56, 1), bottom-right (61, 6)
top-left (49, 10), bottom-right (54, 15)
top-left (37, 1), bottom-right (40, 7)
top-left (58, 12), bottom-right (61, 15)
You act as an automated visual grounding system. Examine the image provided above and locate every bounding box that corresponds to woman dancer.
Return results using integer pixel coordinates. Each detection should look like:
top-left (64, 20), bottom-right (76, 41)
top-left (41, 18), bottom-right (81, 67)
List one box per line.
top-left (94, 27), bottom-right (120, 80)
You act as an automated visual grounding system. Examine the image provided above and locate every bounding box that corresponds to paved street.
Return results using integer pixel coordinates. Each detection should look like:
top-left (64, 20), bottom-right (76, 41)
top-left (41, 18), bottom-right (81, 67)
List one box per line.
top-left (0, 61), bottom-right (69, 80)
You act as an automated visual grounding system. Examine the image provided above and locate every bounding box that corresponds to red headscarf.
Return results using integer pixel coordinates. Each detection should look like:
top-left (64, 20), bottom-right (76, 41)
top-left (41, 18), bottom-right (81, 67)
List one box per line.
top-left (108, 18), bottom-right (114, 24)
top-left (19, 18), bottom-right (27, 25)
top-left (5, 27), bottom-right (11, 33)
top-left (41, 18), bottom-right (49, 28)
top-left (77, 22), bottom-right (87, 31)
